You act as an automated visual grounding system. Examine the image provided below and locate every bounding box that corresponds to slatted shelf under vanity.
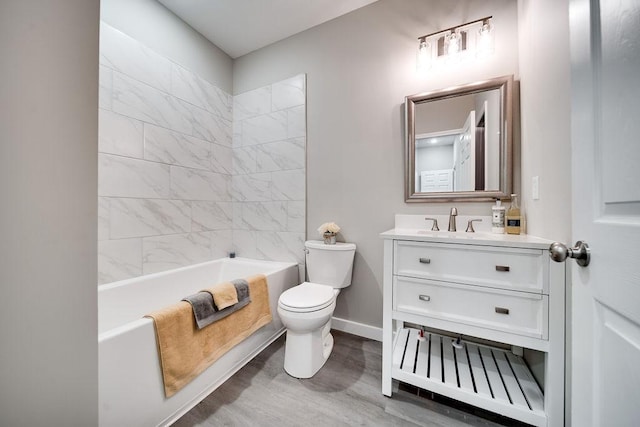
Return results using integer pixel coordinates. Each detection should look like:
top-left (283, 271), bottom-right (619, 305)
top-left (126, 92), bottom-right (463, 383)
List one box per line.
top-left (392, 328), bottom-right (546, 426)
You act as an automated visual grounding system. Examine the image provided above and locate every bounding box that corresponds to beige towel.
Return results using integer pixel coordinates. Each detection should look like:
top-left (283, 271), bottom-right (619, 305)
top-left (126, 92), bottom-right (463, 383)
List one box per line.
top-left (145, 274), bottom-right (271, 398)
top-left (205, 281), bottom-right (238, 310)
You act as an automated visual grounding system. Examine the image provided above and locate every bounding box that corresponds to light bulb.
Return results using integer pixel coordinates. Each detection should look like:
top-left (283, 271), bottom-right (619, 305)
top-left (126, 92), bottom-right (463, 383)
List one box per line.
top-left (477, 19), bottom-right (494, 57)
top-left (416, 38), bottom-right (431, 71)
top-left (448, 30), bottom-right (461, 56)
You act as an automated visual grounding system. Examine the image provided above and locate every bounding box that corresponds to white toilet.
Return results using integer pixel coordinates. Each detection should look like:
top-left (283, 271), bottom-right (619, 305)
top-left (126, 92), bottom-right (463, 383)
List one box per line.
top-left (277, 240), bottom-right (356, 378)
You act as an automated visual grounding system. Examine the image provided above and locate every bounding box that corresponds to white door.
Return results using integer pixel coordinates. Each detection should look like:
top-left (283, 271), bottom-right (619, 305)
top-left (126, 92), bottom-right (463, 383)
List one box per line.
top-left (570, 0), bottom-right (640, 425)
top-left (453, 111), bottom-right (476, 191)
top-left (420, 169), bottom-right (453, 192)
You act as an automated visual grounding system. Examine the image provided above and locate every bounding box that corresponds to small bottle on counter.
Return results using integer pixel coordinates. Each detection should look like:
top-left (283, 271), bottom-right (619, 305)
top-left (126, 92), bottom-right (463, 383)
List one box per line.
top-left (491, 199), bottom-right (505, 234)
top-left (506, 194), bottom-right (521, 235)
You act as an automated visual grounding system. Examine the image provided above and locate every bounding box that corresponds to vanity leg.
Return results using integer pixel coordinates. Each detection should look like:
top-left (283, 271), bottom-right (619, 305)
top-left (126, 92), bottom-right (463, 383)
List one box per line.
top-left (382, 239), bottom-right (394, 397)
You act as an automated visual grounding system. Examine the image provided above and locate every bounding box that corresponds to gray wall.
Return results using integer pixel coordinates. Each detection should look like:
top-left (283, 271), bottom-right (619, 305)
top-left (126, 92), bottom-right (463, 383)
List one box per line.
top-left (0, 0), bottom-right (99, 425)
top-left (234, 0), bottom-right (521, 328)
top-left (101, 0), bottom-right (233, 92)
top-left (518, 0), bottom-right (571, 242)
top-left (517, 0), bottom-right (571, 421)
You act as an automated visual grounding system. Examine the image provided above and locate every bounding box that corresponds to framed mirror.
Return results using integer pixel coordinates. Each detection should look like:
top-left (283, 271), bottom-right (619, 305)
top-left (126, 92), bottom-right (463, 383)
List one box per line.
top-left (405, 75), bottom-right (513, 202)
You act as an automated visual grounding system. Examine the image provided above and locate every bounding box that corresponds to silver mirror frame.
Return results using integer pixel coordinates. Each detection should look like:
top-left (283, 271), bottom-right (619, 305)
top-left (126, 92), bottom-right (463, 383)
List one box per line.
top-left (405, 75), bottom-right (514, 202)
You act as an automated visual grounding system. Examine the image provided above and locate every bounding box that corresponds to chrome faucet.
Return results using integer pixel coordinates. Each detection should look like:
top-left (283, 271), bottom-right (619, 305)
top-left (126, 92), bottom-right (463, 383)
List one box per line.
top-left (448, 207), bottom-right (458, 232)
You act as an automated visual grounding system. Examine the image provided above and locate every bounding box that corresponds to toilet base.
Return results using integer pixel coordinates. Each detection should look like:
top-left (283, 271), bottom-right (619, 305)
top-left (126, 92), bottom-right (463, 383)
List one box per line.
top-left (283, 320), bottom-right (334, 378)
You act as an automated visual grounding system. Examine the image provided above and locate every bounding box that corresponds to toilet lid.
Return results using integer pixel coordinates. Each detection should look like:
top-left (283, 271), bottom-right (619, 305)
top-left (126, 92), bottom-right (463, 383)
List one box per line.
top-left (279, 282), bottom-right (335, 312)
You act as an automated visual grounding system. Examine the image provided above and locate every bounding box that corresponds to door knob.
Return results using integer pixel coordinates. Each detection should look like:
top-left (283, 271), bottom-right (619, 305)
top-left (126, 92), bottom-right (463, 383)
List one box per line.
top-left (549, 241), bottom-right (590, 267)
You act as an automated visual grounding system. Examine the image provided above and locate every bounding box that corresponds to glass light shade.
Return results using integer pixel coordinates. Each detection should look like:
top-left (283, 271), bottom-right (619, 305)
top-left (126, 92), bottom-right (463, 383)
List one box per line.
top-left (449, 30), bottom-right (461, 55)
top-left (477, 20), bottom-right (495, 57)
top-left (416, 39), bottom-right (432, 71)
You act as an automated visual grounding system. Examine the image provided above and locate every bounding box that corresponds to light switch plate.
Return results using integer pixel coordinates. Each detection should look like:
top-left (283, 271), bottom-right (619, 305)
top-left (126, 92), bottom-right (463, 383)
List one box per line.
top-left (532, 176), bottom-right (540, 200)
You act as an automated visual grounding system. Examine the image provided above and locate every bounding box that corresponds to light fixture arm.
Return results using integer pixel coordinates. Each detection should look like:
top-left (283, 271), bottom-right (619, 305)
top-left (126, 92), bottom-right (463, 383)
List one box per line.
top-left (417, 15), bottom-right (492, 41)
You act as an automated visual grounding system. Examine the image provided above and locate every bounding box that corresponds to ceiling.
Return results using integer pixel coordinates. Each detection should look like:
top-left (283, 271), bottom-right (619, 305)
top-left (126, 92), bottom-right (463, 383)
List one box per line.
top-left (158, 0), bottom-right (380, 59)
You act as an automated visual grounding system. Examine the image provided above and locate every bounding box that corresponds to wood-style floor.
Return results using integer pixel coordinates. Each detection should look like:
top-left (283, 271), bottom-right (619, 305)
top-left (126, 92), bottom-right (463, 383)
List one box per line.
top-left (174, 331), bottom-right (528, 426)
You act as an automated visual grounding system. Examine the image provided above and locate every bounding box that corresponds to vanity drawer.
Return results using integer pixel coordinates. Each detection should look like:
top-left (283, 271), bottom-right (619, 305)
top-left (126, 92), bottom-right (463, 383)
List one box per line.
top-left (394, 241), bottom-right (547, 293)
top-left (393, 276), bottom-right (548, 339)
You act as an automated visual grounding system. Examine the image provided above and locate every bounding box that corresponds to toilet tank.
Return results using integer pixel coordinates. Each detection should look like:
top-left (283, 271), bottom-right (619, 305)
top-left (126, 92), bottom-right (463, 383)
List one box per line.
top-left (305, 240), bottom-right (356, 288)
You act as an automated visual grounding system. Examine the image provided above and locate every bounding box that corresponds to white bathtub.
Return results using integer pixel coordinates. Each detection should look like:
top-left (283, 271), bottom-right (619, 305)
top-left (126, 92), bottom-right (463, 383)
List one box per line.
top-left (98, 257), bottom-right (299, 427)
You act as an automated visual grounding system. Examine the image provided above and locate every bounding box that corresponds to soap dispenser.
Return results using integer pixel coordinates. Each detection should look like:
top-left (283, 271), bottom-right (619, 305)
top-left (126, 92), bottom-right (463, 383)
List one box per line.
top-left (491, 199), bottom-right (505, 234)
top-left (506, 194), bottom-right (522, 235)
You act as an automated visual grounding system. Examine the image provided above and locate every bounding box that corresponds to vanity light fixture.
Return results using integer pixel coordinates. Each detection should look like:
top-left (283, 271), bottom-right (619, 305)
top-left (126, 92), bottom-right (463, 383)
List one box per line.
top-left (417, 16), bottom-right (494, 72)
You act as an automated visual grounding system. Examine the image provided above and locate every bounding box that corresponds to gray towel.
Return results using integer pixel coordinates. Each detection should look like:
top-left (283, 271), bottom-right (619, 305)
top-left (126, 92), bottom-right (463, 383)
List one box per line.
top-left (183, 279), bottom-right (252, 330)
top-left (231, 278), bottom-right (250, 302)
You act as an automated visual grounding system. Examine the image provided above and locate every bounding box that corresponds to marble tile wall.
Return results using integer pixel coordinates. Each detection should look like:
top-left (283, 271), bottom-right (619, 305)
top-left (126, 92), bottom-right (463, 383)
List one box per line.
top-left (98, 23), bottom-right (307, 285)
top-left (98, 23), bottom-right (233, 284)
top-left (232, 75), bottom-right (307, 275)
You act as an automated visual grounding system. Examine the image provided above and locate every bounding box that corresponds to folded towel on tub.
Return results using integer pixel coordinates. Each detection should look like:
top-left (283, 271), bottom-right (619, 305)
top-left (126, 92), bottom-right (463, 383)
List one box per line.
top-left (208, 281), bottom-right (238, 310)
top-left (145, 274), bottom-right (271, 398)
top-left (183, 279), bottom-right (252, 329)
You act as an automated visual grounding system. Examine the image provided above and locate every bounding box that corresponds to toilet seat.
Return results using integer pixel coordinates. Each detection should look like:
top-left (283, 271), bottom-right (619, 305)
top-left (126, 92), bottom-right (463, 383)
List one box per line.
top-left (278, 282), bottom-right (335, 313)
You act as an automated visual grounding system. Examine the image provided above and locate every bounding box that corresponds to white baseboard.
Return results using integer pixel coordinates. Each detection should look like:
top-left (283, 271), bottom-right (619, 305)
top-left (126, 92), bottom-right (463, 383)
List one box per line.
top-left (331, 316), bottom-right (382, 342)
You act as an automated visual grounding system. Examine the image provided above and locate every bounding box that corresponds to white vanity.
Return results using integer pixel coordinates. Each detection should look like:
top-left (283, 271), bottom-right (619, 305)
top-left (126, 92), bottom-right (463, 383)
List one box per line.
top-left (381, 215), bottom-right (565, 426)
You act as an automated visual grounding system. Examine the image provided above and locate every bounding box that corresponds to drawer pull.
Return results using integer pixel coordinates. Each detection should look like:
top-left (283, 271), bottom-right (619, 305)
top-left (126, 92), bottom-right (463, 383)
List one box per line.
top-left (495, 265), bottom-right (510, 272)
top-left (495, 307), bottom-right (510, 315)
top-left (419, 258), bottom-right (431, 264)
top-left (418, 295), bottom-right (431, 302)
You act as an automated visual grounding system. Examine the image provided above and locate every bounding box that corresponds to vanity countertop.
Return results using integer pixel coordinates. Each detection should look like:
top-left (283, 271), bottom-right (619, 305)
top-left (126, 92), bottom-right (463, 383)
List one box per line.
top-left (380, 215), bottom-right (554, 250)
top-left (380, 228), bottom-right (553, 250)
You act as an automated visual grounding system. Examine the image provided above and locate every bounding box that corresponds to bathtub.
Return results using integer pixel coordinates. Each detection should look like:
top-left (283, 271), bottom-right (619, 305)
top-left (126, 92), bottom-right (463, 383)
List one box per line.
top-left (98, 257), bottom-right (299, 427)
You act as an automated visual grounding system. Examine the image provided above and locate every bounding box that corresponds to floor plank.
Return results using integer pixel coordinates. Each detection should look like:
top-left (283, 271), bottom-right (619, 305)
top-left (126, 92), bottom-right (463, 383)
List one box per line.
top-left (174, 331), bottom-right (530, 427)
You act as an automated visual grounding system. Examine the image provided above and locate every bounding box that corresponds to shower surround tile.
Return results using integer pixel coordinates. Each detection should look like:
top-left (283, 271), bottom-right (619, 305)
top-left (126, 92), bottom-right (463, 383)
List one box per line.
top-left (98, 22), bottom-right (235, 282)
top-left (144, 124), bottom-right (211, 170)
top-left (100, 24), bottom-right (171, 93)
top-left (232, 230), bottom-right (259, 259)
top-left (99, 65), bottom-right (113, 111)
top-left (257, 232), bottom-right (306, 264)
top-left (109, 198), bottom-right (191, 239)
top-left (99, 109), bottom-right (144, 158)
top-left (233, 146), bottom-right (257, 175)
top-left (98, 154), bottom-right (171, 199)
top-left (98, 238), bottom-right (142, 285)
top-left (255, 138), bottom-right (305, 172)
top-left (233, 86), bottom-right (271, 121)
top-left (170, 166), bottom-right (231, 201)
top-left (170, 63), bottom-right (232, 121)
top-left (232, 119), bottom-right (242, 147)
top-left (286, 201), bottom-right (306, 233)
top-left (185, 101), bottom-right (232, 146)
top-left (242, 111), bottom-right (288, 146)
top-left (112, 71), bottom-right (191, 135)
top-left (192, 201), bottom-right (233, 231)
top-left (211, 230), bottom-right (233, 259)
top-left (240, 202), bottom-right (288, 232)
top-left (287, 105), bottom-right (306, 139)
top-left (143, 232), bottom-right (212, 275)
top-left (232, 174), bottom-right (271, 202)
top-left (99, 22), bottom-right (304, 282)
top-left (210, 144), bottom-right (233, 175)
top-left (272, 169), bottom-right (305, 201)
top-left (272, 75), bottom-right (306, 111)
top-left (98, 197), bottom-right (110, 241)
top-left (232, 74), bottom-right (307, 264)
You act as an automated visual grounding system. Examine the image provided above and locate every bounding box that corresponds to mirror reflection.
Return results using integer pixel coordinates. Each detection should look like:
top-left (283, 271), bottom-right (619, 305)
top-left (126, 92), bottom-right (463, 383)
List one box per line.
top-left (405, 76), bottom-right (513, 202)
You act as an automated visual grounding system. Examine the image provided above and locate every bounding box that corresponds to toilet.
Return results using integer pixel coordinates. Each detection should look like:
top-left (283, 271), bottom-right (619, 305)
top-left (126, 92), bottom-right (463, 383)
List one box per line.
top-left (277, 240), bottom-right (356, 378)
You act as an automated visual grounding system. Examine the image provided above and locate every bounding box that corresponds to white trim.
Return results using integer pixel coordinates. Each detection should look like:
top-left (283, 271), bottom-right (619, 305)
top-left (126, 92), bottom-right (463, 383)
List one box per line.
top-left (331, 316), bottom-right (382, 342)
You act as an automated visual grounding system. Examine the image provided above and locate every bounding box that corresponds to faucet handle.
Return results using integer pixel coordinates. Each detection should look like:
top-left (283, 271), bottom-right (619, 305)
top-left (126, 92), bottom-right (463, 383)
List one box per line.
top-left (424, 217), bottom-right (440, 231)
top-left (466, 219), bottom-right (482, 233)
top-left (450, 207), bottom-right (458, 216)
